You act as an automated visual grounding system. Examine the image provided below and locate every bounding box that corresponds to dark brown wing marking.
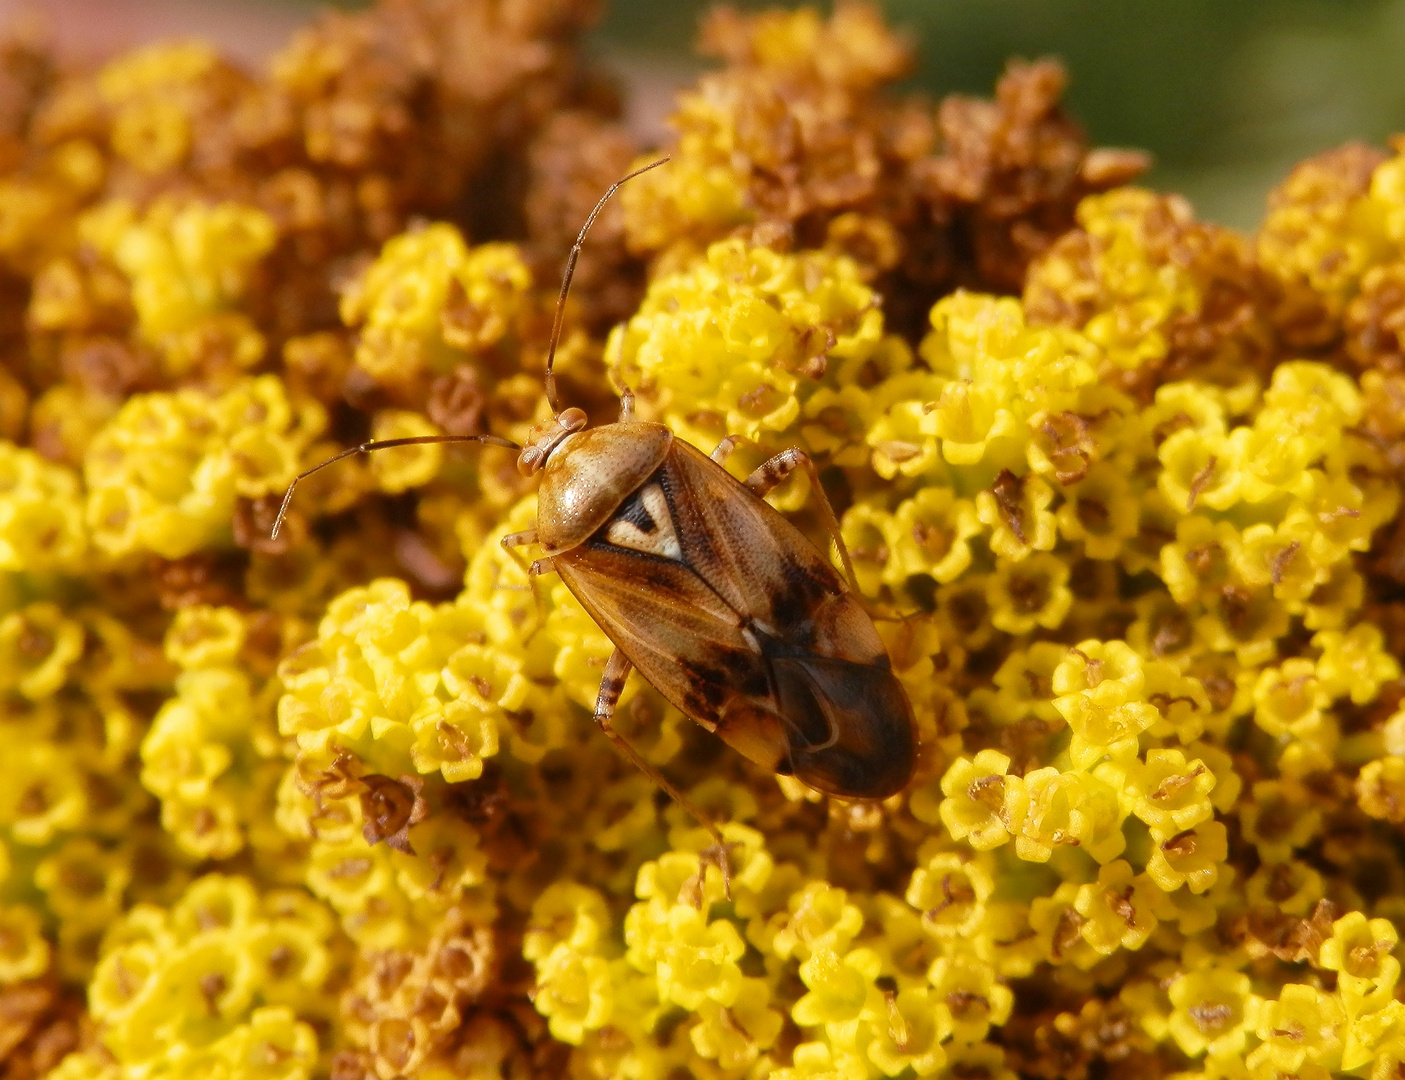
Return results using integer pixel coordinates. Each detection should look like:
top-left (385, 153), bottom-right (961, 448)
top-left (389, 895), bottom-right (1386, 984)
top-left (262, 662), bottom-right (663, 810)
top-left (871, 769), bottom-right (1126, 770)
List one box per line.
top-left (771, 656), bottom-right (916, 799)
top-left (552, 542), bottom-right (771, 727)
top-left (658, 442), bottom-right (845, 645)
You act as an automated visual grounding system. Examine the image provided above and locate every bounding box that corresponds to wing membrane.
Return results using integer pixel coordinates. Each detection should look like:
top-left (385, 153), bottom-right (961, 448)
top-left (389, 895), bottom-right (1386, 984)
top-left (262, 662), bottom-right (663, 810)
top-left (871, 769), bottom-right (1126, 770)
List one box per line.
top-left (661, 441), bottom-right (844, 641)
top-left (554, 543), bottom-right (771, 722)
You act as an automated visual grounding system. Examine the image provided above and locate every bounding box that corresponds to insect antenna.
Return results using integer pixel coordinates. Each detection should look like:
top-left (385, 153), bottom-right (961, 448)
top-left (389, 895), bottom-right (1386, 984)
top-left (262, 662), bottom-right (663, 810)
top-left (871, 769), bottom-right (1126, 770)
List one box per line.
top-left (543, 155), bottom-right (669, 414)
top-left (270, 433), bottom-right (521, 539)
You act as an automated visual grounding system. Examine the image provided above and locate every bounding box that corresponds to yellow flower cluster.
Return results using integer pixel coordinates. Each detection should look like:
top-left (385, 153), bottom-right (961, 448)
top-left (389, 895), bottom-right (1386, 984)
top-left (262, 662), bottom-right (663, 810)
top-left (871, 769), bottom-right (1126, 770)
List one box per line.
top-left (1025, 187), bottom-right (1274, 391)
top-left (340, 224), bottom-right (533, 396)
top-left (2, 4), bottom-right (1405, 1079)
top-left (528, 823), bottom-right (1017, 1079)
top-left (0, 445), bottom-right (88, 574)
top-left (52, 873), bottom-right (336, 1080)
top-left (605, 237), bottom-right (893, 470)
top-left (80, 196), bottom-right (278, 379)
top-left (141, 607), bottom-right (291, 861)
top-left (97, 42), bottom-right (224, 176)
top-left (84, 375), bottom-right (326, 558)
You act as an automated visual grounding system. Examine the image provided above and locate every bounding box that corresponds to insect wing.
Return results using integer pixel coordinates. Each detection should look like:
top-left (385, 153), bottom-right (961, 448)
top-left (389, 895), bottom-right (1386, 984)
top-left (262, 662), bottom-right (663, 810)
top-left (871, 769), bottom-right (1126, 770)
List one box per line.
top-left (552, 540), bottom-right (770, 727)
top-left (771, 655), bottom-right (916, 799)
top-left (661, 441), bottom-right (886, 657)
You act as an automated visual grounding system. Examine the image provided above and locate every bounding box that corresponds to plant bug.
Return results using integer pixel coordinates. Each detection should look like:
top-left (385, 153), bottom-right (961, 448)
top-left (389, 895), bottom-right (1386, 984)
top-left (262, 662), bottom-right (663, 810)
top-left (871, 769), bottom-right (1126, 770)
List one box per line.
top-left (273, 158), bottom-right (917, 860)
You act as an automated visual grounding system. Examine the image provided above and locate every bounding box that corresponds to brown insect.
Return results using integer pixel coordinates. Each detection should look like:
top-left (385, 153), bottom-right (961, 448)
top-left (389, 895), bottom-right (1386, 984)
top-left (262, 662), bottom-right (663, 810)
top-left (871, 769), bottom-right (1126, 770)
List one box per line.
top-left (274, 159), bottom-right (916, 854)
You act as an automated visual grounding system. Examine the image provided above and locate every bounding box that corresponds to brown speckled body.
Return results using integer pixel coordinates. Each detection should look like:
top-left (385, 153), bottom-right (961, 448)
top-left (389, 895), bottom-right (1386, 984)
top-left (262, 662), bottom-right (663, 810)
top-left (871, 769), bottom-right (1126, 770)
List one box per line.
top-left (536, 422), bottom-right (673, 555)
top-left (541, 430), bottom-right (916, 800)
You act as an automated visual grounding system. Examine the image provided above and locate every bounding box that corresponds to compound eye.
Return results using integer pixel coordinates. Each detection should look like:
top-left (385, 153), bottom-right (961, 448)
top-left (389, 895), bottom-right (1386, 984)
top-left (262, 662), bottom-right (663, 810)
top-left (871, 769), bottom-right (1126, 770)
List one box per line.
top-left (517, 446), bottom-right (545, 476)
top-left (559, 407), bottom-right (588, 433)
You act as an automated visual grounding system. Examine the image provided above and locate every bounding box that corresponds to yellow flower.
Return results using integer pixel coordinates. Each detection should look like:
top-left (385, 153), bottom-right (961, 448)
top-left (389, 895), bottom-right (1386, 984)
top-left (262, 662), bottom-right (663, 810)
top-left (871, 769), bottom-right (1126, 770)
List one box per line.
top-left (866, 986), bottom-right (949, 1077)
top-left (926, 950), bottom-right (1012, 1043)
top-left (690, 978), bottom-right (783, 1070)
top-left (1356, 757), bottom-right (1405, 823)
top-left (0, 602), bottom-right (85, 700)
top-left (1319, 911), bottom-right (1400, 1014)
top-left (1052, 641), bottom-right (1158, 767)
top-left (0, 445), bottom-right (88, 573)
top-left (606, 238), bottom-right (886, 445)
top-left (990, 641), bottom-right (1069, 724)
top-left (771, 881), bottom-right (866, 962)
top-left (1056, 462), bottom-right (1140, 559)
top-left (1252, 658), bottom-right (1330, 740)
top-left (792, 945), bottom-right (881, 1028)
top-left (1314, 623), bottom-right (1400, 705)
top-left (524, 882), bottom-right (613, 964)
top-left (1239, 779), bottom-right (1321, 863)
top-left (987, 552), bottom-right (1072, 635)
top-left (1122, 749), bottom-right (1216, 834)
top-left (1244, 859), bottom-right (1324, 916)
top-left (1167, 966), bottom-right (1257, 1057)
top-left (533, 947), bottom-right (616, 1045)
top-left (1247, 984), bottom-right (1344, 1073)
top-left (906, 851), bottom-right (995, 941)
top-left (0, 903), bottom-right (51, 981)
top-left (629, 901), bottom-right (746, 1011)
top-left (1144, 820), bottom-right (1228, 894)
top-left (85, 376), bottom-right (324, 558)
top-left (840, 500), bottom-right (898, 596)
top-left (341, 225), bottom-right (532, 388)
top-left (936, 750), bottom-right (1019, 851)
top-left (1073, 860), bottom-right (1158, 954)
top-left (887, 486), bottom-right (982, 586)
top-left (1011, 765), bottom-right (1127, 865)
top-left (976, 473), bottom-right (1057, 561)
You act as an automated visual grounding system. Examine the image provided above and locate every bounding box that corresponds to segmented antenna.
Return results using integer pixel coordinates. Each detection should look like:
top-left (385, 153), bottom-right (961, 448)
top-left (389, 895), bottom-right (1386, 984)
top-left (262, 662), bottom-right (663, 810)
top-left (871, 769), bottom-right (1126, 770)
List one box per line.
top-left (270, 433), bottom-right (520, 538)
top-left (543, 156), bottom-right (669, 413)
top-left (271, 157), bottom-right (668, 542)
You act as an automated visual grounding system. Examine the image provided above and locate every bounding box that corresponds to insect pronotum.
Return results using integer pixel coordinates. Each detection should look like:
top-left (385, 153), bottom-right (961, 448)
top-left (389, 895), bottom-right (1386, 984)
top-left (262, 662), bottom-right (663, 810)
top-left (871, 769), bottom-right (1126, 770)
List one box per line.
top-left (274, 158), bottom-right (917, 870)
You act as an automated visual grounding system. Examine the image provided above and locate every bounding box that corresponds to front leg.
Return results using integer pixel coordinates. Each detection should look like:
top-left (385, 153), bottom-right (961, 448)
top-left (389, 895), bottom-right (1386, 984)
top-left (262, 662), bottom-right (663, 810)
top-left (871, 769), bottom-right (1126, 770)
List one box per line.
top-left (500, 530), bottom-right (554, 633)
top-left (593, 648), bottom-right (734, 899)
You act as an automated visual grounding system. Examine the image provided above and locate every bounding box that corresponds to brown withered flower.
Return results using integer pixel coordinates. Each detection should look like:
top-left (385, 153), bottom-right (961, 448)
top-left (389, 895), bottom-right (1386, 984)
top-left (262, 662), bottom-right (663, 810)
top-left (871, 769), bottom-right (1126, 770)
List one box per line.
top-left (359, 773), bottom-right (431, 855)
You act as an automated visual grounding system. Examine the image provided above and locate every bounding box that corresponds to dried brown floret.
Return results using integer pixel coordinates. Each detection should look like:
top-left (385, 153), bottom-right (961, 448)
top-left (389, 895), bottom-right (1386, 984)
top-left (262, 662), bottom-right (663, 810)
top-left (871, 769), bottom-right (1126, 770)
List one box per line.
top-left (1346, 262), bottom-right (1405, 373)
top-left (0, 976), bottom-right (85, 1080)
top-left (425, 364), bottom-right (488, 436)
top-left (1230, 897), bottom-right (1339, 964)
top-left (0, 35), bottom-right (55, 171)
top-left (150, 552), bottom-right (247, 610)
top-left (359, 772), bottom-right (430, 854)
top-left (920, 59), bottom-right (1149, 296)
top-left (524, 111), bottom-right (643, 334)
top-left (232, 495), bottom-right (304, 555)
top-left (1003, 996), bottom-right (1159, 1080)
top-left (1257, 141), bottom-right (1388, 351)
top-left (337, 905), bottom-right (505, 1078)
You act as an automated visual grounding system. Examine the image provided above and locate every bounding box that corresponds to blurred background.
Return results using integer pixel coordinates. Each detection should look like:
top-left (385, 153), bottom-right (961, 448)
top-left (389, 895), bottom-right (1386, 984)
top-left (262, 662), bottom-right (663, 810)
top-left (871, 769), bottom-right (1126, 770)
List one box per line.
top-left (2, 0), bottom-right (1402, 229)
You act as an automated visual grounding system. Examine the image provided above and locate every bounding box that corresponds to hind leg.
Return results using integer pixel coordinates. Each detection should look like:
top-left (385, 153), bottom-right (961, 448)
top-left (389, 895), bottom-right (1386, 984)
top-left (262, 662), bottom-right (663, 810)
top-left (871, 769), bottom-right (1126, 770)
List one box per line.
top-left (593, 649), bottom-right (734, 899)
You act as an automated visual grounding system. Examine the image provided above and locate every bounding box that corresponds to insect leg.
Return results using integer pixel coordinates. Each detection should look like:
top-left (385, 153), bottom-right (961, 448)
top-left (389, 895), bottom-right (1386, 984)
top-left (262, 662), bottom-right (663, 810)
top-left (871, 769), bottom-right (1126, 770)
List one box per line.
top-left (593, 648), bottom-right (734, 898)
top-left (709, 434), bottom-right (743, 465)
top-left (745, 446), bottom-right (861, 595)
top-left (499, 531), bottom-right (553, 631)
top-left (618, 386), bottom-right (636, 421)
